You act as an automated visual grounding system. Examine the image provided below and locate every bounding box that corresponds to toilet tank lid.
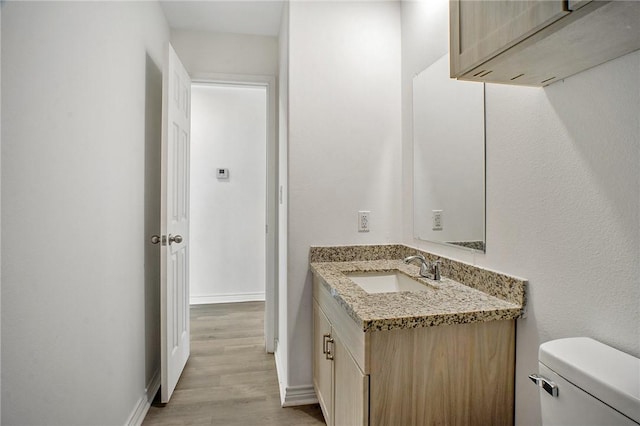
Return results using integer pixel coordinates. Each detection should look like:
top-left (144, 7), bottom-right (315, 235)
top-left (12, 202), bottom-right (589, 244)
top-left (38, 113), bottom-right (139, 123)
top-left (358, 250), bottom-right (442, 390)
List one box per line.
top-left (540, 337), bottom-right (640, 424)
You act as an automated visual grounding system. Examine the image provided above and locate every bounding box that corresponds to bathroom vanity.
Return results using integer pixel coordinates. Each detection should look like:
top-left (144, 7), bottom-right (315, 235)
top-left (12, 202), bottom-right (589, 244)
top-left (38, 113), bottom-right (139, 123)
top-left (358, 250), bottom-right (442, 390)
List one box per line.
top-left (310, 245), bottom-right (526, 426)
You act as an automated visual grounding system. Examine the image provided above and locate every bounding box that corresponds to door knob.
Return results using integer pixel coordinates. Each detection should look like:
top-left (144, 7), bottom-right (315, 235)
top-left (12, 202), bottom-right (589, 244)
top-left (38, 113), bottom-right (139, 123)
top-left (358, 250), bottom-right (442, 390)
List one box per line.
top-left (150, 235), bottom-right (161, 245)
top-left (168, 234), bottom-right (183, 244)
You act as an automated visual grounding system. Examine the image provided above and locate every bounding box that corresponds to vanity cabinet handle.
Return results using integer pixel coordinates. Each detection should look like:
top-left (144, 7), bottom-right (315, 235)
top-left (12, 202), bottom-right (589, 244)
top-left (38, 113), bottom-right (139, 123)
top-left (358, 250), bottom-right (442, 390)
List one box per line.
top-left (325, 338), bottom-right (335, 361)
top-left (322, 334), bottom-right (331, 354)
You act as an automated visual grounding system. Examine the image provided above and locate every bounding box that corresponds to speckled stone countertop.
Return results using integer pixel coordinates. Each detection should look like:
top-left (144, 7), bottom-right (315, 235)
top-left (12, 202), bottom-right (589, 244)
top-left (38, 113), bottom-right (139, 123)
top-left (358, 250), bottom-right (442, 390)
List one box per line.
top-left (310, 245), bottom-right (527, 333)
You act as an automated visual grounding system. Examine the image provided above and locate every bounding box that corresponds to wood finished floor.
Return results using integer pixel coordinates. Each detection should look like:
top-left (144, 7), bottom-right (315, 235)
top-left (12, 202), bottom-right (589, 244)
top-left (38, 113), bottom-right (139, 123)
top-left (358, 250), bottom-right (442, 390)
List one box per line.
top-left (143, 302), bottom-right (326, 426)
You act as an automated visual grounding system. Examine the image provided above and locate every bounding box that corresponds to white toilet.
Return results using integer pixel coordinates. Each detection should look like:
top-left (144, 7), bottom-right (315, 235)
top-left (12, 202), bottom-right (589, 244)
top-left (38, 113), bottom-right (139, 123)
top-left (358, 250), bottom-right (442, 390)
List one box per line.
top-left (531, 337), bottom-right (640, 425)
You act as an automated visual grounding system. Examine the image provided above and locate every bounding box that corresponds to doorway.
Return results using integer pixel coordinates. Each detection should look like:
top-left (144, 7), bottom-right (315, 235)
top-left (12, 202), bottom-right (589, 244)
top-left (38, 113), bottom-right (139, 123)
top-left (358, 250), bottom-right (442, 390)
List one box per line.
top-left (189, 77), bottom-right (277, 352)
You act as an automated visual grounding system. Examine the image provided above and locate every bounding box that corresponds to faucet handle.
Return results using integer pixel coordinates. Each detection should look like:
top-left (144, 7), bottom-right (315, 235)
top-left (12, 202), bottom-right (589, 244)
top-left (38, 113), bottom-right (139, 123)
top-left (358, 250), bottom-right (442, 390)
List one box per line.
top-left (432, 260), bottom-right (441, 281)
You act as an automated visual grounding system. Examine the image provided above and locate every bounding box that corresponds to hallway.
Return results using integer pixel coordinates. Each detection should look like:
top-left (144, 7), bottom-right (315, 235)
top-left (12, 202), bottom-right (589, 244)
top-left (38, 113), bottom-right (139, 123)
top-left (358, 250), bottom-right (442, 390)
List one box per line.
top-left (143, 302), bottom-right (325, 425)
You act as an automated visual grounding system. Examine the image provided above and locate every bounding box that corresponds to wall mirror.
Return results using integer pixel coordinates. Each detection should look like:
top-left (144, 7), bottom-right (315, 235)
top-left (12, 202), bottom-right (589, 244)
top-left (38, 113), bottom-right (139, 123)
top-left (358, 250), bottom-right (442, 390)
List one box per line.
top-left (413, 53), bottom-right (486, 252)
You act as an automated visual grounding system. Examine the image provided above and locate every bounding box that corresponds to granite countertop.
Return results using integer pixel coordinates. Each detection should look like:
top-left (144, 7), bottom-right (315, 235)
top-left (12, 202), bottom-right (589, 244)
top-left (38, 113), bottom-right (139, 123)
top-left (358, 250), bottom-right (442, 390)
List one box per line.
top-left (310, 259), bottom-right (524, 333)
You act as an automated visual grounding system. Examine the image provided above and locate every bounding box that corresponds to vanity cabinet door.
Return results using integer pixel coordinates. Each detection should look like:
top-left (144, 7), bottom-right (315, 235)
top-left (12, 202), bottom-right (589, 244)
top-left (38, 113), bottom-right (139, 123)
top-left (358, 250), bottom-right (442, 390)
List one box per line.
top-left (450, 0), bottom-right (569, 77)
top-left (333, 333), bottom-right (369, 426)
top-left (313, 301), bottom-right (333, 426)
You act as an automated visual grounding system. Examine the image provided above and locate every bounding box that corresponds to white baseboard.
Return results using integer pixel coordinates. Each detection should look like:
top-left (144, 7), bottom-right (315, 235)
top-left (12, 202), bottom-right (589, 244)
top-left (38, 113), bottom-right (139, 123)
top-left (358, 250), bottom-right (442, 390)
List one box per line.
top-left (281, 384), bottom-right (318, 407)
top-left (274, 344), bottom-right (318, 407)
top-left (126, 369), bottom-right (160, 426)
top-left (190, 292), bottom-right (265, 305)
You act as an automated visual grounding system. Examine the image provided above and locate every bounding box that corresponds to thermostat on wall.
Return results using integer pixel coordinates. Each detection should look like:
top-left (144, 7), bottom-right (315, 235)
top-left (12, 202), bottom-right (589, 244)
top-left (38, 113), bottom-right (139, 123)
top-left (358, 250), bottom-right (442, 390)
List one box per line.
top-left (216, 168), bottom-right (229, 179)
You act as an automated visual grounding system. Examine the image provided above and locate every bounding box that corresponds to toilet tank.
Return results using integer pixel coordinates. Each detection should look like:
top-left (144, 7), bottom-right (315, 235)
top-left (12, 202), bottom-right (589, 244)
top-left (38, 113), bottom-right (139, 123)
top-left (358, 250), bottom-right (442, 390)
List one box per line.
top-left (533, 337), bottom-right (640, 426)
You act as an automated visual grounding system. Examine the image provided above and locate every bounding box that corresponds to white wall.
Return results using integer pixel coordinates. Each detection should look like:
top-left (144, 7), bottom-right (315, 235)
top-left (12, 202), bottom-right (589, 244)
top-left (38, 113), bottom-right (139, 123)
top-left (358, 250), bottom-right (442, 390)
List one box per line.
top-left (190, 84), bottom-right (267, 304)
top-left (170, 30), bottom-right (278, 77)
top-left (483, 57), bottom-right (640, 425)
top-left (401, 1), bottom-right (640, 425)
top-left (283, 1), bottom-right (402, 399)
top-left (1, 2), bottom-right (169, 424)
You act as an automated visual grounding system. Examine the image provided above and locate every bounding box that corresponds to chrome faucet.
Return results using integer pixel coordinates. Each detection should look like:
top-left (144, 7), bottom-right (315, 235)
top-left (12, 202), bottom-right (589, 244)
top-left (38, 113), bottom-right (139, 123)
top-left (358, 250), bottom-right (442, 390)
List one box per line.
top-left (403, 254), bottom-right (441, 281)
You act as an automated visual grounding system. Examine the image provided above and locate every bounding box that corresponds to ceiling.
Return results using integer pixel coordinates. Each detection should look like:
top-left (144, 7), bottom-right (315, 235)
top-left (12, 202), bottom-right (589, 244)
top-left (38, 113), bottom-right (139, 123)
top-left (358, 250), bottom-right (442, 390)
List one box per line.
top-left (159, 1), bottom-right (285, 37)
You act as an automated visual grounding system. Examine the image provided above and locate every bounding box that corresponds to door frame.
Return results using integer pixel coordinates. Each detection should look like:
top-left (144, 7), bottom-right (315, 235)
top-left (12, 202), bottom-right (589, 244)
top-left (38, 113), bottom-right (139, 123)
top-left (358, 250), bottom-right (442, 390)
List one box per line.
top-left (190, 72), bottom-right (277, 353)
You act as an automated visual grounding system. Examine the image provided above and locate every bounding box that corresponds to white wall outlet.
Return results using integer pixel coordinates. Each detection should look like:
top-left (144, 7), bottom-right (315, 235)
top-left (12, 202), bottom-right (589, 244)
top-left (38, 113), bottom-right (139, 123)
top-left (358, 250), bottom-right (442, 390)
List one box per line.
top-left (358, 211), bottom-right (370, 232)
top-left (432, 210), bottom-right (443, 231)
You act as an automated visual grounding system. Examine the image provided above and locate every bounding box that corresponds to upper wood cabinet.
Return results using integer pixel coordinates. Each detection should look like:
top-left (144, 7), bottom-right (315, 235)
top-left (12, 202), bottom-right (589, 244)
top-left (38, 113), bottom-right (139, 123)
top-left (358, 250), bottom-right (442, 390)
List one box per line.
top-left (450, 0), bottom-right (640, 86)
top-left (450, 1), bottom-right (569, 78)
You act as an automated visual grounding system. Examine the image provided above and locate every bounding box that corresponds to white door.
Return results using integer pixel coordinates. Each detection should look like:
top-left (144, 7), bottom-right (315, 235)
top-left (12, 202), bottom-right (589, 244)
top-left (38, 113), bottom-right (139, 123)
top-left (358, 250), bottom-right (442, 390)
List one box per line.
top-left (160, 44), bottom-right (191, 403)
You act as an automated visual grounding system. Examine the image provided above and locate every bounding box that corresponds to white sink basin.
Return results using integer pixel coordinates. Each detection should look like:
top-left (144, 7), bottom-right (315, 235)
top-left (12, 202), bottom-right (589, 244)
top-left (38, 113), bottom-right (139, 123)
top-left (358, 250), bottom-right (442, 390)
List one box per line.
top-left (346, 271), bottom-right (432, 294)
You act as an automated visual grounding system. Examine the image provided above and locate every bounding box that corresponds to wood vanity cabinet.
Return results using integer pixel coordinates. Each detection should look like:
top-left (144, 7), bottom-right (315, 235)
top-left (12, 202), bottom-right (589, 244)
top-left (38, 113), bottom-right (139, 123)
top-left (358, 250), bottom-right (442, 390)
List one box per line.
top-left (313, 302), bottom-right (334, 423)
top-left (450, 0), bottom-right (640, 86)
top-left (313, 299), bottom-right (369, 426)
top-left (313, 276), bottom-right (516, 426)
